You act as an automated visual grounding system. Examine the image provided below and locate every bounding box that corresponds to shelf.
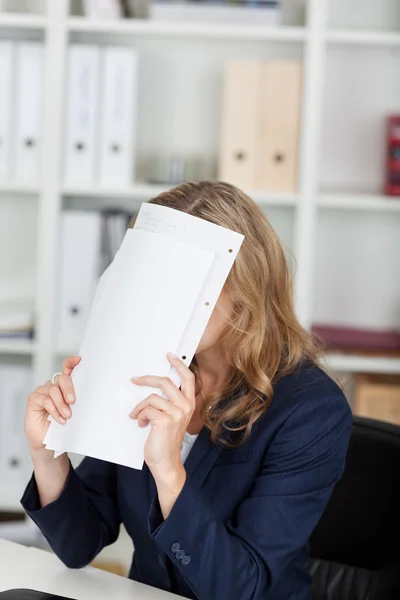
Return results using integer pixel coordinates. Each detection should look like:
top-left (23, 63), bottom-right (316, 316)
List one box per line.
top-left (0, 13), bottom-right (47, 30)
top-left (63, 184), bottom-right (298, 207)
top-left (0, 183), bottom-right (39, 195)
top-left (0, 488), bottom-right (25, 513)
top-left (327, 29), bottom-right (400, 47)
top-left (319, 193), bottom-right (400, 212)
top-left (68, 17), bottom-right (306, 42)
top-left (325, 353), bottom-right (400, 375)
top-left (63, 183), bottom-right (170, 200)
top-left (0, 339), bottom-right (36, 355)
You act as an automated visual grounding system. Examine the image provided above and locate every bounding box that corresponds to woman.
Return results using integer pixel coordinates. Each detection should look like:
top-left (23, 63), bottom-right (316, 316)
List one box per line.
top-left (22, 181), bottom-right (352, 600)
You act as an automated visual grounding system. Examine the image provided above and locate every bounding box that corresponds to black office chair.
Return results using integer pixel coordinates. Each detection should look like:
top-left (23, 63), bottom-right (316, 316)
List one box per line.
top-left (308, 416), bottom-right (400, 600)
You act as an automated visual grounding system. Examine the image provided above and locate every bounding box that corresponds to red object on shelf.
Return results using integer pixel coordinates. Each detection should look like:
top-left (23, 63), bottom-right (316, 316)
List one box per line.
top-left (312, 325), bottom-right (400, 352)
top-left (385, 115), bottom-right (400, 196)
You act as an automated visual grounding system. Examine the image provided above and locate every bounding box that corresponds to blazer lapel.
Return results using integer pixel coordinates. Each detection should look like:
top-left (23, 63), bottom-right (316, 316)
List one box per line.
top-left (184, 426), bottom-right (223, 488)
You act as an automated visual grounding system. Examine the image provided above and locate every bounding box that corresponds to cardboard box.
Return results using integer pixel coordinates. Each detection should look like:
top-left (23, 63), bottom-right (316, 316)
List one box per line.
top-left (354, 374), bottom-right (400, 426)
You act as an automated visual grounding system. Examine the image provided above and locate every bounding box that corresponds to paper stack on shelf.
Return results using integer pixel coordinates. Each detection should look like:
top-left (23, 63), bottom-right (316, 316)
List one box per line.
top-left (46, 202), bottom-right (244, 468)
top-left (0, 301), bottom-right (34, 339)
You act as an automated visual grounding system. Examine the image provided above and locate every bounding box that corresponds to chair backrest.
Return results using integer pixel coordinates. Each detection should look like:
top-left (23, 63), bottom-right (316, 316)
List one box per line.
top-left (308, 416), bottom-right (400, 600)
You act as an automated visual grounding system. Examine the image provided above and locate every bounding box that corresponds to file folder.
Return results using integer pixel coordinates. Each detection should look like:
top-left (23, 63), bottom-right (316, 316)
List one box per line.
top-left (219, 60), bottom-right (302, 192)
top-left (258, 61), bottom-right (302, 193)
top-left (64, 45), bottom-right (101, 185)
top-left (98, 47), bottom-right (138, 186)
top-left (219, 61), bottom-right (263, 190)
top-left (0, 42), bottom-right (13, 182)
top-left (14, 43), bottom-right (44, 183)
top-left (56, 211), bottom-right (102, 352)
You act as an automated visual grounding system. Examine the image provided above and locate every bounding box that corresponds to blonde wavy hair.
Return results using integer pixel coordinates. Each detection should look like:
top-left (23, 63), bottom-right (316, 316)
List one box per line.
top-left (130, 181), bottom-right (321, 446)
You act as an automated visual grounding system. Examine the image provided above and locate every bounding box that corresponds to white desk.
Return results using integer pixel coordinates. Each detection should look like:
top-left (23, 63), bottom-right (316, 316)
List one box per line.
top-left (0, 539), bottom-right (180, 599)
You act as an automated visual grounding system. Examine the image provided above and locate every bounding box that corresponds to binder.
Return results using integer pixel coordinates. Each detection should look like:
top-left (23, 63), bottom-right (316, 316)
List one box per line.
top-left (219, 60), bottom-right (302, 192)
top-left (257, 61), bottom-right (302, 193)
top-left (56, 211), bottom-right (102, 352)
top-left (98, 47), bottom-right (138, 186)
top-left (0, 42), bottom-right (13, 182)
top-left (219, 61), bottom-right (263, 190)
top-left (14, 42), bottom-right (44, 183)
top-left (64, 45), bottom-right (101, 185)
top-left (0, 365), bottom-right (32, 490)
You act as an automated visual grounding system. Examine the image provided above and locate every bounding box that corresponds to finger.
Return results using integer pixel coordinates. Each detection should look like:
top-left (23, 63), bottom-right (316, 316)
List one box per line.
top-left (35, 382), bottom-right (53, 395)
top-left (62, 355), bottom-right (81, 377)
top-left (54, 373), bottom-right (76, 404)
top-left (29, 392), bottom-right (67, 425)
top-left (129, 393), bottom-right (183, 420)
top-left (49, 385), bottom-right (72, 420)
top-left (136, 406), bottom-right (170, 428)
top-left (167, 353), bottom-right (195, 403)
top-left (131, 375), bottom-right (183, 406)
top-left (43, 397), bottom-right (68, 425)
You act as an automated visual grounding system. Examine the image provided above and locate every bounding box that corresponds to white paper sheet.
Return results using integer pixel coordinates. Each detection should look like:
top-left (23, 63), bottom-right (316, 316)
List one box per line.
top-left (44, 203), bottom-right (244, 468)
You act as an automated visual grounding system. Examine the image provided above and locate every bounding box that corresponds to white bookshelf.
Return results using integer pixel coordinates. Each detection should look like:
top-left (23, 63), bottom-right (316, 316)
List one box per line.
top-left (68, 16), bottom-right (306, 41)
top-left (0, 13), bottom-right (47, 30)
top-left (0, 0), bottom-right (397, 377)
top-left (326, 353), bottom-right (400, 375)
top-left (0, 339), bottom-right (36, 355)
top-left (319, 194), bottom-right (400, 212)
top-left (327, 29), bottom-right (400, 47)
top-left (63, 184), bottom-right (298, 207)
top-left (1, 0), bottom-right (400, 511)
top-left (0, 184), bottom-right (39, 195)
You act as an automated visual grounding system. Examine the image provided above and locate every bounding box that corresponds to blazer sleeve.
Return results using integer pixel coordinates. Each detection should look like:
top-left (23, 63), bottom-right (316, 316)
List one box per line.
top-left (148, 395), bottom-right (352, 600)
top-left (20, 457), bottom-right (121, 569)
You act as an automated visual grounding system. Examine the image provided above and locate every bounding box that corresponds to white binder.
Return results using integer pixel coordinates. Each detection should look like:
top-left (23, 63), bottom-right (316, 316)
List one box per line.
top-left (98, 47), bottom-right (138, 186)
top-left (0, 365), bottom-right (32, 490)
top-left (14, 42), bottom-right (44, 183)
top-left (56, 211), bottom-right (102, 352)
top-left (0, 42), bottom-right (13, 182)
top-left (64, 45), bottom-right (101, 185)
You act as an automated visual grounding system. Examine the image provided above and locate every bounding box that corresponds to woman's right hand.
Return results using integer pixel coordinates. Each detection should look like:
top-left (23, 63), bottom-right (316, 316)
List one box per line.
top-left (25, 356), bottom-right (81, 451)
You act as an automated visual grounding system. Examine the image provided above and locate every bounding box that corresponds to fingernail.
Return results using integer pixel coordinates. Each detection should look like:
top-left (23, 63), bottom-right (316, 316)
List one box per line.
top-left (63, 408), bottom-right (71, 418)
top-left (167, 352), bottom-right (177, 359)
top-left (59, 416), bottom-right (67, 424)
top-left (131, 377), bottom-right (139, 381)
top-left (67, 394), bottom-right (75, 403)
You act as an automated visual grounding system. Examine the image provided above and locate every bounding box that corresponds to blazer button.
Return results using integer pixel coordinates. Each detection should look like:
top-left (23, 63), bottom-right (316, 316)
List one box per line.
top-left (181, 554), bottom-right (191, 566)
top-left (171, 542), bottom-right (180, 554)
top-left (175, 549), bottom-right (185, 560)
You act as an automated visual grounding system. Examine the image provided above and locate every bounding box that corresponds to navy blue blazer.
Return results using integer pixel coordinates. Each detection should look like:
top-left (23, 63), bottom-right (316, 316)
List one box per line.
top-left (21, 363), bottom-right (352, 600)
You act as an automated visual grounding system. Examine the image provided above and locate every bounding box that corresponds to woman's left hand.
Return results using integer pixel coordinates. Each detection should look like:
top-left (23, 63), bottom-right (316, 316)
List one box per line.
top-left (129, 352), bottom-right (195, 516)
